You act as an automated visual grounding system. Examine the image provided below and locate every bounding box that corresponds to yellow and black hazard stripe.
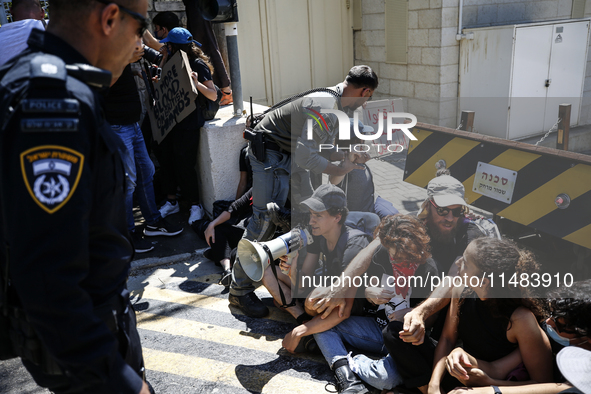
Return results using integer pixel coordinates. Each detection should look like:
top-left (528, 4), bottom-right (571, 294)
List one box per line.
top-left (404, 124), bottom-right (591, 249)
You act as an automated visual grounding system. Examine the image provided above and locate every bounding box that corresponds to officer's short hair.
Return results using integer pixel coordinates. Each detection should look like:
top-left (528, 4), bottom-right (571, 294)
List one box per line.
top-left (49, 0), bottom-right (139, 23)
top-left (11, 0), bottom-right (39, 10)
top-left (152, 11), bottom-right (180, 31)
top-left (346, 65), bottom-right (379, 91)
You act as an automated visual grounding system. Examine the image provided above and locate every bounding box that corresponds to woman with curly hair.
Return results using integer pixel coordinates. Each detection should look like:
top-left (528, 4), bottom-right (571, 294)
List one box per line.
top-left (313, 214), bottom-right (438, 394)
top-left (422, 238), bottom-right (553, 394)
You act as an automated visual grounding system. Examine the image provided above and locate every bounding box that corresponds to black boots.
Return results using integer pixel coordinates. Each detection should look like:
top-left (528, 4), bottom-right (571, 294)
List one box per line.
top-left (228, 292), bottom-right (269, 318)
top-left (332, 359), bottom-right (369, 394)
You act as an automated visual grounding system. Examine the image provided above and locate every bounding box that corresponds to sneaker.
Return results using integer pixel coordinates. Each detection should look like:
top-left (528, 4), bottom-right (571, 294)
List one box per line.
top-left (159, 200), bottom-right (180, 218)
top-left (144, 218), bottom-right (184, 237)
top-left (188, 204), bottom-right (204, 225)
top-left (219, 269), bottom-right (233, 287)
top-left (220, 90), bottom-right (233, 106)
top-left (130, 230), bottom-right (154, 253)
top-left (228, 292), bottom-right (269, 318)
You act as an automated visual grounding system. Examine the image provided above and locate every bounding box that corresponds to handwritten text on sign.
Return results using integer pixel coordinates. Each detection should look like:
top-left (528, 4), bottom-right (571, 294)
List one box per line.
top-left (361, 98), bottom-right (408, 157)
top-left (149, 50), bottom-right (198, 144)
top-left (473, 162), bottom-right (518, 204)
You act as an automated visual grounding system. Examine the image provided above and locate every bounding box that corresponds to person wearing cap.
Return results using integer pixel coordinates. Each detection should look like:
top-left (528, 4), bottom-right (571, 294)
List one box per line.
top-left (307, 174), bottom-right (484, 329)
top-left (262, 185), bottom-right (371, 349)
top-left (154, 27), bottom-right (218, 226)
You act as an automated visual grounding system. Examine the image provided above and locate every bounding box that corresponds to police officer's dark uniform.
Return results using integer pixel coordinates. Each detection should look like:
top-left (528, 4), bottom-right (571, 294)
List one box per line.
top-left (0, 28), bottom-right (146, 393)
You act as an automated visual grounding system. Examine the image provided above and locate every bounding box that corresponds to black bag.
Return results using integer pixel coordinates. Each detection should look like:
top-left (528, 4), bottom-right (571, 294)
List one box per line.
top-left (203, 85), bottom-right (222, 121)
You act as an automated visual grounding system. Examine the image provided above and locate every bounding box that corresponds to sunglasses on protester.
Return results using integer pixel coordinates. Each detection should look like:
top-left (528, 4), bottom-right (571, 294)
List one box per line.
top-left (94, 0), bottom-right (148, 37)
top-left (430, 199), bottom-right (464, 217)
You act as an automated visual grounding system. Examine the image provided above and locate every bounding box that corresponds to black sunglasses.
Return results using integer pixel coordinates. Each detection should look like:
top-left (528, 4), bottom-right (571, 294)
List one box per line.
top-left (430, 199), bottom-right (464, 218)
top-left (95, 0), bottom-right (148, 37)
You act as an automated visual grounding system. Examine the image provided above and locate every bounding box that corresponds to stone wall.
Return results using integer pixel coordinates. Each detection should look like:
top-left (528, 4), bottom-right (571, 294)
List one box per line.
top-left (355, 0), bottom-right (591, 130)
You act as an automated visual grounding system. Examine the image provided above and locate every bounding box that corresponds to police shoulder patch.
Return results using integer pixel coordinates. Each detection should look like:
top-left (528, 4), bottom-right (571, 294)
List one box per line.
top-left (20, 145), bottom-right (84, 214)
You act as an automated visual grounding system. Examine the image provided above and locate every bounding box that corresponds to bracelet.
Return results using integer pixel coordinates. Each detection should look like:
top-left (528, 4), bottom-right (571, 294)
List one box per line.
top-left (491, 385), bottom-right (502, 394)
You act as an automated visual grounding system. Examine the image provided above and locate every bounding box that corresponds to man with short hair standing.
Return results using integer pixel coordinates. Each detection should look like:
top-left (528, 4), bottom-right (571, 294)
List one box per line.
top-left (0, 0), bottom-right (151, 393)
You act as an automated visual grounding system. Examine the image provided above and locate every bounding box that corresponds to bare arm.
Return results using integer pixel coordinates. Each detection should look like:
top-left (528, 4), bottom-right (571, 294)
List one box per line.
top-left (447, 383), bottom-right (574, 394)
top-left (192, 76), bottom-right (218, 102)
top-left (501, 307), bottom-right (553, 384)
top-left (282, 286), bottom-right (357, 353)
top-left (429, 289), bottom-right (462, 393)
top-left (400, 260), bottom-right (459, 344)
top-left (329, 152), bottom-right (355, 185)
top-left (204, 211), bottom-right (231, 247)
top-left (142, 30), bottom-right (163, 50)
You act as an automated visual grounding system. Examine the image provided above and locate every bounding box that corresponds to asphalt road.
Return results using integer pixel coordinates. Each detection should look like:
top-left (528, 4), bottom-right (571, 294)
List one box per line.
top-left (0, 255), bottom-right (337, 394)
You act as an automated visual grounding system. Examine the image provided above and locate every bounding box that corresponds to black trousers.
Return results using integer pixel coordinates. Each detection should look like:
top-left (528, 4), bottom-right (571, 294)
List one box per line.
top-left (154, 125), bottom-right (200, 204)
top-left (210, 223), bottom-right (244, 265)
top-left (383, 321), bottom-right (461, 392)
top-left (183, 1), bottom-right (232, 89)
top-left (22, 296), bottom-right (145, 394)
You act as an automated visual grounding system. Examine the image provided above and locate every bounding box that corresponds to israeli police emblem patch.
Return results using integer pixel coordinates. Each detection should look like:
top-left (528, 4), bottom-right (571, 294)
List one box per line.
top-left (20, 145), bottom-right (84, 214)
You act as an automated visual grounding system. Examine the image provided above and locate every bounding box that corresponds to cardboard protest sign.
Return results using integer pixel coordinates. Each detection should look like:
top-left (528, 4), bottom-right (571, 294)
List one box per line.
top-left (361, 98), bottom-right (408, 157)
top-left (149, 50), bottom-right (198, 144)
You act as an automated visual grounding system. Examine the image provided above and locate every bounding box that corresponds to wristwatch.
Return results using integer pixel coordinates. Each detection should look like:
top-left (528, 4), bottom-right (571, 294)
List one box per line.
top-left (491, 386), bottom-right (502, 394)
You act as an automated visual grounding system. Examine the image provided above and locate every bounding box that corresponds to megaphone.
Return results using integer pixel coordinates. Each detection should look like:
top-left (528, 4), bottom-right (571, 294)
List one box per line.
top-left (237, 228), bottom-right (312, 282)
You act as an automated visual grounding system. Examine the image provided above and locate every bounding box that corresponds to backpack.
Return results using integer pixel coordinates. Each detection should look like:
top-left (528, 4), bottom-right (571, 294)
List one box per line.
top-left (345, 211), bottom-right (381, 237)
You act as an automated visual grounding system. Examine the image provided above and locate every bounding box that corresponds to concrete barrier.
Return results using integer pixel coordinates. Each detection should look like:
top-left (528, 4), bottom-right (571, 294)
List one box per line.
top-left (197, 102), bottom-right (268, 218)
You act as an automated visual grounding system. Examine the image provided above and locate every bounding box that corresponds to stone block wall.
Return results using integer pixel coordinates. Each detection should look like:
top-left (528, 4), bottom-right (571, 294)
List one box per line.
top-left (355, 0), bottom-right (591, 131)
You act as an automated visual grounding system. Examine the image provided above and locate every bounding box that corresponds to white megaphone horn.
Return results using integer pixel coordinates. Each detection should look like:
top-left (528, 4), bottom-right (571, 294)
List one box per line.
top-left (237, 228), bottom-right (313, 282)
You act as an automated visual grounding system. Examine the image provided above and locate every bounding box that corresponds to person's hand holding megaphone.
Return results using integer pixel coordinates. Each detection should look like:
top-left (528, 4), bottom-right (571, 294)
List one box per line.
top-left (278, 251), bottom-right (299, 278)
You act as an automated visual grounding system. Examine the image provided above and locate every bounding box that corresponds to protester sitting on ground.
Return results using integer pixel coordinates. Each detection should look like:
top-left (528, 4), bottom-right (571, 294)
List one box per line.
top-left (445, 280), bottom-right (591, 394)
top-left (105, 46), bottom-right (183, 254)
top-left (304, 173), bottom-right (484, 333)
top-left (262, 184), bottom-right (371, 352)
top-left (156, 27), bottom-right (218, 225)
top-left (330, 131), bottom-right (398, 219)
top-left (193, 188), bottom-right (253, 287)
top-left (384, 238), bottom-right (553, 394)
top-left (143, 11), bottom-right (179, 51)
top-left (0, 0), bottom-right (46, 67)
top-left (312, 214), bottom-right (437, 394)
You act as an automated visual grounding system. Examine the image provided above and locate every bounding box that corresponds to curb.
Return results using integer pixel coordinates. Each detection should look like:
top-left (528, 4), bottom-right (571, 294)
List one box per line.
top-left (130, 248), bottom-right (210, 273)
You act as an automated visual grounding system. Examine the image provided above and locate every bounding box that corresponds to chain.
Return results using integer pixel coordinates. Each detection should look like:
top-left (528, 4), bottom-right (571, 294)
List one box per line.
top-left (535, 118), bottom-right (562, 146)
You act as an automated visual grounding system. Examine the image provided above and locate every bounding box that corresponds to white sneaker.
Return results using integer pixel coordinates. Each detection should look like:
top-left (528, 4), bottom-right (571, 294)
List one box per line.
top-left (188, 204), bottom-right (204, 225)
top-left (159, 200), bottom-right (180, 218)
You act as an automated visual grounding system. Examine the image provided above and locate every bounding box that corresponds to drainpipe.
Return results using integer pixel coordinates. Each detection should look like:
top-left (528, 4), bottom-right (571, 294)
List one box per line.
top-left (456, 0), bottom-right (474, 40)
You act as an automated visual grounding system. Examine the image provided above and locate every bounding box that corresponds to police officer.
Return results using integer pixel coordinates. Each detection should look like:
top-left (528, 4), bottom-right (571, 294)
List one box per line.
top-left (0, 1), bottom-right (150, 393)
top-left (229, 66), bottom-right (379, 318)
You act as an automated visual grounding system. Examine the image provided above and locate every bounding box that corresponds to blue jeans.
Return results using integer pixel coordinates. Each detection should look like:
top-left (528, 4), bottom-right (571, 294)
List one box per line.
top-left (111, 123), bottom-right (161, 232)
top-left (314, 316), bottom-right (402, 390)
